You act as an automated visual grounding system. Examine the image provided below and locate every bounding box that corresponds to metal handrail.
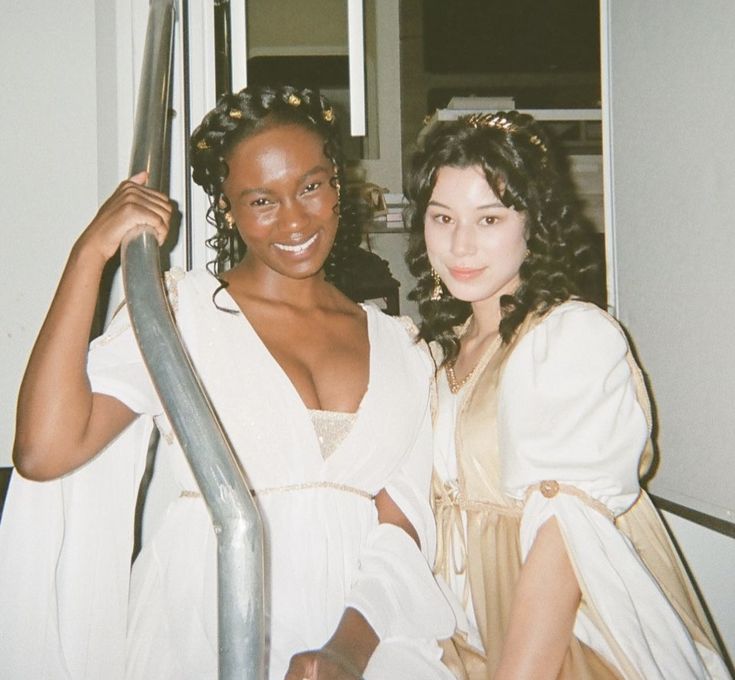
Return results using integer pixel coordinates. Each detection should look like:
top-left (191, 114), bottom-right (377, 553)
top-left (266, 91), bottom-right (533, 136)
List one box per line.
top-left (120, 2), bottom-right (265, 678)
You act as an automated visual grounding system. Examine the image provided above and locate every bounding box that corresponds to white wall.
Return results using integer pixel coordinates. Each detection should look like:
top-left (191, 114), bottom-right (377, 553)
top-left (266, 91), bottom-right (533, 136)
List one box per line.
top-left (0, 1), bottom-right (100, 467)
top-left (663, 512), bottom-right (735, 661)
top-left (608, 0), bottom-right (735, 525)
top-left (606, 0), bottom-right (735, 662)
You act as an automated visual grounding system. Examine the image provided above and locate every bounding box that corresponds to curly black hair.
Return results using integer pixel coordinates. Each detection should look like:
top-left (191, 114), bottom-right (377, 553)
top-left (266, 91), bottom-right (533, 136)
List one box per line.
top-left (405, 112), bottom-right (597, 364)
top-left (189, 85), bottom-right (361, 290)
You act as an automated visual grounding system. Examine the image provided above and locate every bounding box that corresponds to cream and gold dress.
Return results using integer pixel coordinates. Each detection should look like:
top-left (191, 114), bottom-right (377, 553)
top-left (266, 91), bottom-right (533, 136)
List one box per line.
top-left (432, 301), bottom-right (730, 680)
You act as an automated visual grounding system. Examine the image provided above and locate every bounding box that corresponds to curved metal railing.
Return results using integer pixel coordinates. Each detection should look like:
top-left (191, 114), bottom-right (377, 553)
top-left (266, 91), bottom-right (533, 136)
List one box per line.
top-left (119, 2), bottom-right (265, 678)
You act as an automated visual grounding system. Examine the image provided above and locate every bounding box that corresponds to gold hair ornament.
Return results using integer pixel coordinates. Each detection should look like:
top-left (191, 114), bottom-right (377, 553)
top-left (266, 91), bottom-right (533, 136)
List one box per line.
top-left (228, 108), bottom-right (242, 119)
top-left (332, 175), bottom-right (341, 203)
top-left (323, 107), bottom-right (335, 123)
top-left (196, 139), bottom-right (209, 150)
top-left (287, 93), bottom-right (302, 107)
top-left (529, 134), bottom-right (543, 148)
top-left (466, 112), bottom-right (515, 132)
top-left (465, 113), bottom-right (548, 154)
top-left (217, 197), bottom-right (235, 230)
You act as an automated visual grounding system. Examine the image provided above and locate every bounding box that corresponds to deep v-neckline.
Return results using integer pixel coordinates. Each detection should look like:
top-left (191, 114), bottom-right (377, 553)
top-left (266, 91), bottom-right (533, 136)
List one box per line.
top-left (217, 281), bottom-right (374, 418)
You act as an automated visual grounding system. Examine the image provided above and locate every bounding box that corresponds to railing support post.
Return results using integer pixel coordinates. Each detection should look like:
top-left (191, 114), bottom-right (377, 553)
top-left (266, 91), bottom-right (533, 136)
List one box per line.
top-left (122, 2), bottom-right (265, 678)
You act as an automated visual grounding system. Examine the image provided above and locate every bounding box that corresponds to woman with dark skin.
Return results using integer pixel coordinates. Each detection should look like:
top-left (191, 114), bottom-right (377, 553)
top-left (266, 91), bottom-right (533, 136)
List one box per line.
top-left (405, 112), bottom-right (729, 679)
top-left (4, 86), bottom-right (454, 680)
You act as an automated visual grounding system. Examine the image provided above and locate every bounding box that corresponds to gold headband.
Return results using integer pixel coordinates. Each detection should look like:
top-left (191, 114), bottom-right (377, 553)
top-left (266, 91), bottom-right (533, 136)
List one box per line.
top-left (465, 113), bottom-right (547, 154)
top-left (467, 112), bottom-right (516, 132)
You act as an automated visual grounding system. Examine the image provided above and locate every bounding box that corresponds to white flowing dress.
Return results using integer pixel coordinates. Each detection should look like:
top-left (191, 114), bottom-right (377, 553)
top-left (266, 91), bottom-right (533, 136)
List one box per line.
top-left (0, 268), bottom-right (455, 680)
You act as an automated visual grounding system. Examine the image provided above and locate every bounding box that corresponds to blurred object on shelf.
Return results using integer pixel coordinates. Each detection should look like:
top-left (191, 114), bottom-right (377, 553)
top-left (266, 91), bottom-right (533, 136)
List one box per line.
top-left (362, 183), bottom-right (388, 217)
top-left (345, 181), bottom-right (388, 220)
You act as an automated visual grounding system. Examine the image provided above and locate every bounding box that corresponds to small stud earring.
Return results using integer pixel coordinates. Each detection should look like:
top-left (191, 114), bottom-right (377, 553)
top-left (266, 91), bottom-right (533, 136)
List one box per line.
top-left (430, 269), bottom-right (443, 301)
top-left (224, 211), bottom-right (235, 230)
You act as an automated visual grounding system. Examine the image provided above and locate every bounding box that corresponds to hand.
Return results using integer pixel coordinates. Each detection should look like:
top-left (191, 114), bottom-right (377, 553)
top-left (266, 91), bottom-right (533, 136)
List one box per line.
top-left (74, 171), bottom-right (173, 267)
top-left (284, 647), bottom-right (364, 680)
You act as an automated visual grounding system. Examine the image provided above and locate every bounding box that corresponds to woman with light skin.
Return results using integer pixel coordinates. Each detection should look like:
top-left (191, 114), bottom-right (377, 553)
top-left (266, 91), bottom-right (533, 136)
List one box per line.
top-left (1, 86), bottom-right (454, 680)
top-left (405, 112), bottom-right (730, 679)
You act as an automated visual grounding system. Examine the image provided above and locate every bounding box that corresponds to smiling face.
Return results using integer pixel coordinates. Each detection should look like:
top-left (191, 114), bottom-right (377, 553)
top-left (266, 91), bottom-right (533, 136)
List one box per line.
top-left (424, 165), bottom-right (527, 308)
top-left (222, 123), bottom-right (339, 282)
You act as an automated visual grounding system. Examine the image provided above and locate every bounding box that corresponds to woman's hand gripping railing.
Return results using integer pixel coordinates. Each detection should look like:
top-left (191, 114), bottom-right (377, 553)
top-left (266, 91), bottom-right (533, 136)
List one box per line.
top-left (120, 2), bottom-right (265, 678)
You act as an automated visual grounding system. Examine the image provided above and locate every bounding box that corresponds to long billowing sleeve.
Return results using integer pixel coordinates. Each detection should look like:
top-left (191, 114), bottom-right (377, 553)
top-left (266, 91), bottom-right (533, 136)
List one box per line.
top-left (0, 419), bottom-right (152, 680)
top-left (498, 301), bottom-right (727, 680)
top-left (0, 304), bottom-right (157, 680)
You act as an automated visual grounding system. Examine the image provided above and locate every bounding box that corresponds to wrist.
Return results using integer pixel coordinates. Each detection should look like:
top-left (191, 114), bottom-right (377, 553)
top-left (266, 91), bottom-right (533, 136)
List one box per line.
top-left (322, 607), bottom-right (378, 677)
top-left (318, 646), bottom-right (364, 679)
top-left (70, 235), bottom-right (111, 274)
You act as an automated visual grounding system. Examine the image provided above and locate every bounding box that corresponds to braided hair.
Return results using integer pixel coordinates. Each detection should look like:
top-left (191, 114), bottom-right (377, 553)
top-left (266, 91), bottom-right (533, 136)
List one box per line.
top-left (405, 112), bottom-right (597, 364)
top-left (190, 85), bottom-right (361, 288)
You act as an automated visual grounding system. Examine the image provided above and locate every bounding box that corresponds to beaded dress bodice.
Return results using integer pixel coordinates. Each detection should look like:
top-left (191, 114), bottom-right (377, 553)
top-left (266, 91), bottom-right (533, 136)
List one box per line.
top-left (308, 409), bottom-right (358, 460)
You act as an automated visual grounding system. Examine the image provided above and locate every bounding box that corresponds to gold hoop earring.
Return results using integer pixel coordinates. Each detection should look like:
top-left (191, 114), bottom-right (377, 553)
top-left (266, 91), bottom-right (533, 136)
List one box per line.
top-left (430, 268), bottom-right (443, 301)
top-left (224, 211), bottom-right (236, 230)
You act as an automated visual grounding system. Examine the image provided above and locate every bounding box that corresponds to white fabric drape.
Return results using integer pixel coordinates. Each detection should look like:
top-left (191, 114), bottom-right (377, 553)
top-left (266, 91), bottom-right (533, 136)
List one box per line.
top-left (0, 269), bottom-right (454, 680)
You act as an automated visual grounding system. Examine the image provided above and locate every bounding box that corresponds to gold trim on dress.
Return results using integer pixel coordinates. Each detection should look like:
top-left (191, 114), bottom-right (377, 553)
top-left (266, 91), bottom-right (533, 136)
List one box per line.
top-left (524, 481), bottom-right (615, 522)
top-left (180, 481), bottom-right (374, 501)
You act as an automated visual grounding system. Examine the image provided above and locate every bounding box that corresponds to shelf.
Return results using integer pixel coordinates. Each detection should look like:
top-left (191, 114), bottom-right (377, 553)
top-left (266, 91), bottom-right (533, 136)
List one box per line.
top-left (364, 219), bottom-right (408, 234)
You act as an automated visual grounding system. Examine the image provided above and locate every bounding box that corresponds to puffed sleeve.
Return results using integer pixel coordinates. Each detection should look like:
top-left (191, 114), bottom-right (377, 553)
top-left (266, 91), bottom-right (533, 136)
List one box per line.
top-left (498, 302), bottom-right (713, 679)
top-left (500, 301), bottom-right (646, 513)
top-left (86, 301), bottom-right (163, 416)
top-left (0, 368), bottom-right (154, 680)
top-left (346, 329), bottom-right (455, 643)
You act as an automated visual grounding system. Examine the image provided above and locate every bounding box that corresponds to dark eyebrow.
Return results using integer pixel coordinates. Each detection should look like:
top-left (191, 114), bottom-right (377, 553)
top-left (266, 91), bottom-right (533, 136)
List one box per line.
top-left (427, 200), bottom-right (505, 210)
top-left (237, 164), bottom-right (331, 199)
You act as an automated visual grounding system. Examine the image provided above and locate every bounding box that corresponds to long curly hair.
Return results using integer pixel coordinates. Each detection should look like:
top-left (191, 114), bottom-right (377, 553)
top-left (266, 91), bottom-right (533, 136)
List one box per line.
top-left (189, 85), bottom-right (361, 289)
top-left (405, 112), bottom-right (597, 364)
